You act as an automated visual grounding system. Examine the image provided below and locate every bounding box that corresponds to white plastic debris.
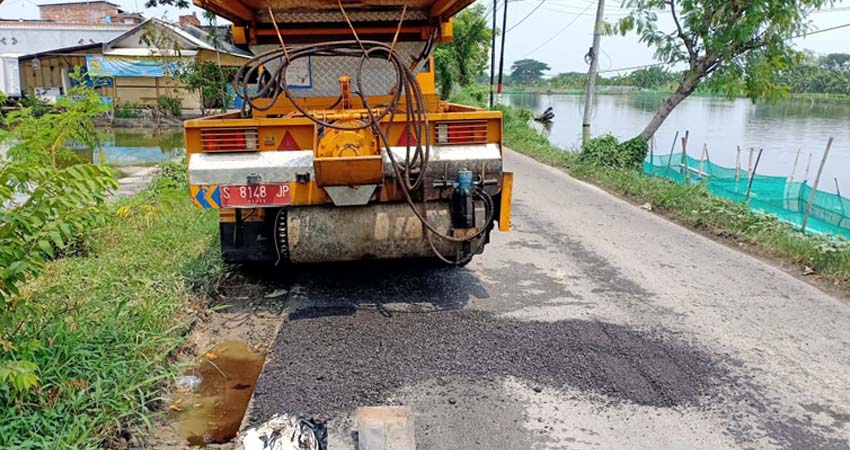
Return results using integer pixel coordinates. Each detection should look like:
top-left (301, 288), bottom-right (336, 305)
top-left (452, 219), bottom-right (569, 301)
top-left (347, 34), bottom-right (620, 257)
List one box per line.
top-left (174, 375), bottom-right (202, 392)
top-left (241, 414), bottom-right (326, 450)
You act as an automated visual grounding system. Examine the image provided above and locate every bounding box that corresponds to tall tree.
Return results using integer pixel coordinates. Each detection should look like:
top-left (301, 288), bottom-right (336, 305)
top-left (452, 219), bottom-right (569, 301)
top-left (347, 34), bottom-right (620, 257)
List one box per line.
top-left (820, 53), bottom-right (850, 71)
top-left (433, 4), bottom-right (493, 98)
top-left (509, 58), bottom-right (551, 84)
top-left (628, 66), bottom-right (675, 89)
top-left (615, 0), bottom-right (835, 140)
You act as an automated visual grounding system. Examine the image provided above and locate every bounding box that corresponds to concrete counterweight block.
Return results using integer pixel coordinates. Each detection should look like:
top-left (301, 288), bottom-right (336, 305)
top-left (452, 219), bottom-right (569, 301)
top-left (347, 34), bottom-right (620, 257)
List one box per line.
top-left (353, 406), bottom-right (416, 450)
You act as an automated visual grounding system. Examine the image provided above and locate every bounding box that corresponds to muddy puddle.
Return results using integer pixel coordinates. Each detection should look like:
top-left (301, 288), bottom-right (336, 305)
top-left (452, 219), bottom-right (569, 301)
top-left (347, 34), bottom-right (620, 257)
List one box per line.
top-left (170, 341), bottom-right (265, 446)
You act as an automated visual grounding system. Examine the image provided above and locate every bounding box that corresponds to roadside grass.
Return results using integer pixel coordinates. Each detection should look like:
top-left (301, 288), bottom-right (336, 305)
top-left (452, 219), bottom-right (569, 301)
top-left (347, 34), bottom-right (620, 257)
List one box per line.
top-left (499, 104), bottom-right (850, 287)
top-left (0, 162), bottom-right (221, 449)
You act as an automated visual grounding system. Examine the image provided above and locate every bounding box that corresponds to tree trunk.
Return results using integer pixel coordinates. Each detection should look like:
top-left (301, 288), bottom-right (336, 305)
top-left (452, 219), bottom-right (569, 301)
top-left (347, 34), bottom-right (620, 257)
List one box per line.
top-left (638, 74), bottom-right (700, 140)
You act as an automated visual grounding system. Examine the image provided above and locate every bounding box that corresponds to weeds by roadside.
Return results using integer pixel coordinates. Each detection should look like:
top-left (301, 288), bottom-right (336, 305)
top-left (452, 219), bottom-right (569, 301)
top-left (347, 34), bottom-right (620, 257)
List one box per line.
top-left (0, 164), bottom-right (221, 448)
top-left (498, 103), bottom-right (850, 288)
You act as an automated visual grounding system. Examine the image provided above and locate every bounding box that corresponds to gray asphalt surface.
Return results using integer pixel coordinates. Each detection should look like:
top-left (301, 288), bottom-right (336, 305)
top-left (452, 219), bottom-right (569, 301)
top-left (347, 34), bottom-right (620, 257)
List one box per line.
top-left (245, 149), bottom-right (850, 449)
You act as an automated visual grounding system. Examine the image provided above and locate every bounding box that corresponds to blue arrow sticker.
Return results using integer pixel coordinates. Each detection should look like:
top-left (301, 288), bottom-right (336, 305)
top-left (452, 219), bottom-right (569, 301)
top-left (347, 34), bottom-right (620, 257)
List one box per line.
top-left (194, 187), bottom-right (211, 208)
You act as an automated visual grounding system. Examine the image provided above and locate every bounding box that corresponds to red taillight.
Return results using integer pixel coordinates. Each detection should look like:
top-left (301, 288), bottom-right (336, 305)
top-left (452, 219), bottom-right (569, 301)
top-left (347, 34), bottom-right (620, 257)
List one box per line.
top-left (435, 121), bottom-right (488, 145)
top-left (201, 127), bottom-right (259, 152)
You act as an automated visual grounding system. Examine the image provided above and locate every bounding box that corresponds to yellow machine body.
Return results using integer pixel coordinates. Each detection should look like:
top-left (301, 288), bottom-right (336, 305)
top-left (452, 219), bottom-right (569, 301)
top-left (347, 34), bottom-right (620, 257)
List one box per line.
top-left (186, 0), bottom-right (512, 263)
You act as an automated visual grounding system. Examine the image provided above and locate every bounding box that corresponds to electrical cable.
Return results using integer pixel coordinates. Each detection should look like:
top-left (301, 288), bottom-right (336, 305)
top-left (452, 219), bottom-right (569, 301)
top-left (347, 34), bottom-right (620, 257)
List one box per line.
top-left (233, 40), bottom-right (496, 265)
top-left (506, 0), bottom-right (547, 33)
top-left (520, 0), bottom-right (593, 57)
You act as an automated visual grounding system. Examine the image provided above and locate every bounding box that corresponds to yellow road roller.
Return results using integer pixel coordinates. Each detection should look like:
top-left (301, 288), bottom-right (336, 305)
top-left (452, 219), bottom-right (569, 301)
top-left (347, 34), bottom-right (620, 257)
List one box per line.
top-left (185, 0), bottom-right (512, 264)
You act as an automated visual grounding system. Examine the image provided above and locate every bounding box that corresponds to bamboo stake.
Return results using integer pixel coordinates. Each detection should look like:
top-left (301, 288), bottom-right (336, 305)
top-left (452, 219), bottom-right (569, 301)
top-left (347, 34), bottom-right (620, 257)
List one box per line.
top-left (804, 153), bottom-right (812, 182)
top-left (735, 146), bottom-right (741, 183)
top-left (789, 148), bottom-right (801, 183)
top-left (698, 143), bottom-right (707, 178)
top-left (837, 178), bottom-right (847, 229)
top-left (801, 137), bottom-right (834, 233)
top-left (745, 148), bottom-right (764, 204)
top-left (747, 147), bottom-right (754, 179)
top-left (664, 130), bottom-right (679, 177)
top-left (681, 130), bottom-right (690, 185)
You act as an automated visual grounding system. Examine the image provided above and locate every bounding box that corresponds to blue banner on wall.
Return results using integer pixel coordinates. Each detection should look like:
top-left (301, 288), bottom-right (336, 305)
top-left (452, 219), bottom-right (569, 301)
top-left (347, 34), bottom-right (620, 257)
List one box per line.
top-left (86, 55), bottom-right (191, 77)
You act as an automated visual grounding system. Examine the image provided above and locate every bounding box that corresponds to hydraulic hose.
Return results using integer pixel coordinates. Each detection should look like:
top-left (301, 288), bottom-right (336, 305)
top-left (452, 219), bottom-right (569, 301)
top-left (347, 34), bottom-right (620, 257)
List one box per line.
top-left (234, 40), bottom-right (496, 265)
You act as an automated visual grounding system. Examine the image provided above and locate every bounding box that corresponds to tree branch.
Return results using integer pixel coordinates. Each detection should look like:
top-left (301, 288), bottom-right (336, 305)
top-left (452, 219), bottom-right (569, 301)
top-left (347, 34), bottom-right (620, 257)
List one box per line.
top-left (669, 0), bottom-right (696, 65)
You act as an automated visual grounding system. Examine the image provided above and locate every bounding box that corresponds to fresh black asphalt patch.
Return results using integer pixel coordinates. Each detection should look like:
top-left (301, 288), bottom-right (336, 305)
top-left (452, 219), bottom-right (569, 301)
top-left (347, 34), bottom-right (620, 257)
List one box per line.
top-left (249, 308), bottom-right (726, 422)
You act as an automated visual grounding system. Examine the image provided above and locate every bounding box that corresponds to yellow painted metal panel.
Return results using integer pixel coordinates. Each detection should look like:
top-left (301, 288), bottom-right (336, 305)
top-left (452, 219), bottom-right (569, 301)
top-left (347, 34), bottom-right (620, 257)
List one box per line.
top-left (498, 172), bottom-right (513, 232)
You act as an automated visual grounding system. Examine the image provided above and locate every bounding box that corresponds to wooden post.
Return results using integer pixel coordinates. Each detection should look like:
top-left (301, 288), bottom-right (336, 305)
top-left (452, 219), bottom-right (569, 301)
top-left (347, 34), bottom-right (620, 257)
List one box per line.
top-left (835, 178), bottom-right (846, 215)
top-left (789, 148), bottom-right (801, 182)
top-left (745, 148), bottom-right (764, 203)
top-left (681, 130), bottom-right (690, 184)
top-left (747, 147), bottom-right (754, 179)
top-left (111, 77), bottom-right (117, 126)
top-left (735, 146), bottom-right (742, 183)
top-left (664, 130), bottom-right (679, 177)
top-left (698, 143), bottom-right (707, 178)
top-left (801, 137), bottom-right (834, 233)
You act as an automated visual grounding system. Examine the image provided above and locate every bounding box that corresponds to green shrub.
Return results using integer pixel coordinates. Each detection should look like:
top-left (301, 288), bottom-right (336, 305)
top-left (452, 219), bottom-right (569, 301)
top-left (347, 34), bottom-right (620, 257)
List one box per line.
top-left (114, 102), bottom-right (142, 119)
top-left (156, 95), bottom-right (182, 118)
top-left (579, 135), bottom-right (648, 170)
top-left (449, 84), bottom-right (489, 108)
top-left (1, 74), bottom-right (117, 398)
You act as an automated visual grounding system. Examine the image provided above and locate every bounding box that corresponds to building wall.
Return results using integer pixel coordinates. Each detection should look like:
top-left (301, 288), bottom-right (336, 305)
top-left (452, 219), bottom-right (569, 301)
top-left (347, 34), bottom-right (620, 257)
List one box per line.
top-left (0, 23), bottom-right (131, 55)
top-left (113, 76), bottom-right (201, 110)
top-left (20, 55), bottom-right (200, 110)
top-left (19, 52), bottom-right (97, 93)
top-left (39, 2), bottom-right (120, 24)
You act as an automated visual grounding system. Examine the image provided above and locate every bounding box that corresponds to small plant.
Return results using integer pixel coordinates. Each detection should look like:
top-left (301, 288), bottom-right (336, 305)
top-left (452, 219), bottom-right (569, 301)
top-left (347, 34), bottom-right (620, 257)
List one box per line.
top-left (157, 94), bottom-right (183, 118)
top-left (179, 61), bottom-right (235, 116)
top-left (449, 84), bottom-right (488, 107)
top-left (115, 102), bottom-right (143, 119)
top-left (579, 135), bottom-right (648, 170)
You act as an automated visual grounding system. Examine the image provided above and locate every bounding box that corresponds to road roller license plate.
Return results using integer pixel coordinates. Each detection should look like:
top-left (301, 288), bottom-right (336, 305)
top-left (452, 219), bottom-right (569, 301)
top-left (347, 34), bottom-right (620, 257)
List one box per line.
top-left (221, 184), bottom-right (291, 207)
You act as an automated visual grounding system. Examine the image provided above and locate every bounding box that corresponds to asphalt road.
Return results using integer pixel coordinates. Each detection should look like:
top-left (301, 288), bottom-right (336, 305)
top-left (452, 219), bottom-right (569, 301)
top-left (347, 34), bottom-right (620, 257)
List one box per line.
top-left (246, 149), bottom-right (850, 450)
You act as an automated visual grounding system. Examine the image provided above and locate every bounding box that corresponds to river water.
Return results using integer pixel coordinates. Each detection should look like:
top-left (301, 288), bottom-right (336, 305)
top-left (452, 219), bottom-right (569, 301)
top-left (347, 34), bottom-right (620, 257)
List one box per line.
top-left (505, 93), bottom-right (850, 194)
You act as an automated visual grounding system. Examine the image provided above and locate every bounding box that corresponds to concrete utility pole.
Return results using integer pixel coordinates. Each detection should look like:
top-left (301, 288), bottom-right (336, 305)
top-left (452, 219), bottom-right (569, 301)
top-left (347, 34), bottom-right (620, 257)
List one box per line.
top-left (489, 0), bottom-right (497, 108)
top-left (582, 0), bottom-right (605, 144)
top-left (496, 0), bottom-right (508, 104)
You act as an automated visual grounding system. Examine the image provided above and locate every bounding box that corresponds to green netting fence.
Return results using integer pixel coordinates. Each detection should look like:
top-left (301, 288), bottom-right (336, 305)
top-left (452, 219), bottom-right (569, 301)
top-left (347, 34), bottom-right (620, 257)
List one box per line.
top-left (644, 153), bottom-right (850, 238)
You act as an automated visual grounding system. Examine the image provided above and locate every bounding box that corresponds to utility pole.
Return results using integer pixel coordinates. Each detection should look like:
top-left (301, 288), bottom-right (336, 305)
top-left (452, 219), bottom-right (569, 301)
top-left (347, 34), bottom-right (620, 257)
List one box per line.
top-left (496, 0), bottom-right (508, 104)
top-left (489, 0), bottom-right (497, 108)
top-left (581, 0), bottom-right (605, 144)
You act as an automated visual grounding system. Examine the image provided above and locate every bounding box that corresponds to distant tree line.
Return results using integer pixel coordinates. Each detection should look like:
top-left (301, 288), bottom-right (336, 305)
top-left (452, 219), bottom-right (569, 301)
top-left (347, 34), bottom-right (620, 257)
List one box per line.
top-left (502, 53), bottom-right (850, 96)
top-left (779, 52), bottom-right (850, 96)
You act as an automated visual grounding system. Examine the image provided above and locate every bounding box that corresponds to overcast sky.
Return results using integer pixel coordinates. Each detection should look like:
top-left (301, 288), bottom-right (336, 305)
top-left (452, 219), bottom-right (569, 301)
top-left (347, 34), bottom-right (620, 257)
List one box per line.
top-left (3, 0), bottom-right (849, 75)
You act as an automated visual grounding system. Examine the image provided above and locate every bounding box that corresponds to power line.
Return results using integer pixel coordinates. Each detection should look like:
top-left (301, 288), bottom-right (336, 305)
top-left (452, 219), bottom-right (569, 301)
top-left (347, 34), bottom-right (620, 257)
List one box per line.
top-left (506, 0), bottom-right (547, 32)
top-left (596, 21), bottom-right (850, 74)
top-left (521, 0), bottom-right (594, 57)
top-left (598, 62), bottom-right (667, 74)
top-left (793, 21), bottom-right (850, 38)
